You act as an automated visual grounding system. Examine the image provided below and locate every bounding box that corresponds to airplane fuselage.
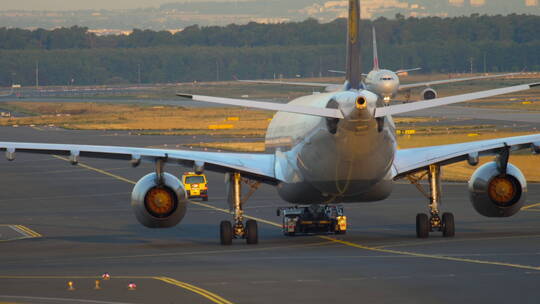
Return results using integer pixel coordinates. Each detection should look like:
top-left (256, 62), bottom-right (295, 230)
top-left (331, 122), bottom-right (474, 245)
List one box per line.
top-left (365, 69), bottom-right (400, 100)
top-left (265, 90), bottom-right (397, 204)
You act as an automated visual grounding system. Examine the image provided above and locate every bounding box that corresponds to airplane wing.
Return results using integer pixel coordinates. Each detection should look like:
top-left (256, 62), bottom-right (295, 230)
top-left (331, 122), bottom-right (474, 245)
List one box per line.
top-left (0, 142), bottom-right (277, 182)
top-left (328, 70), bottom-right (369, 77)
top-left (177, 94), bottom-right (344, 119)
top-left (375, 83), bottom-right (539, 118)
top-left (237, 79), bottom-right (344, 92)
top-left (238, 79), bottom-right (336, 88)
top-left (398, 73), bottom-right (520, 90)
top-left (393, 134), bottom-right (540, 178)
top-left (395, 68), bottom-right (421, 74)
top-left (328, 70), bottom-right (346, 74)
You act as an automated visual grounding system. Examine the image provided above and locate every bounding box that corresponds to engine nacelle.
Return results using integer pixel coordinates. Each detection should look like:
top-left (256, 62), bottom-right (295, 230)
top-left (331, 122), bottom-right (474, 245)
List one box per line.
top-left (421, 88), bottom-right (437, 100)
top-left (131, 172), bottom-right (188, 228)
top-left (468, 162), bottom-right (527, 217)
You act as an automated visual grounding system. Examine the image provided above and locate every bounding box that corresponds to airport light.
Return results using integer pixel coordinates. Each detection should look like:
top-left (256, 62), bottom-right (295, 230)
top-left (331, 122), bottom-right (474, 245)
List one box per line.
top-left (102, 273), bottom-right (111, 280)
top-left (67, 281), bottom-right (75, 291)
top-left (94, 280), bottom-right (101, 290)
top-left (128, 282), bottom-right (137, 290)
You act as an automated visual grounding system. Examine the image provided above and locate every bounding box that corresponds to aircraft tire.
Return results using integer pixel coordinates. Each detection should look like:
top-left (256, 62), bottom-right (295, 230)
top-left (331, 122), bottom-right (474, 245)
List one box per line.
top-left (416, 213), bottom-right (429, 238)
top-left (220, 220), bottom-right (233, 245)
top-left (442, 213), bottom-right (455, 238)
top-left (246, 220), bottom-right (258, 245)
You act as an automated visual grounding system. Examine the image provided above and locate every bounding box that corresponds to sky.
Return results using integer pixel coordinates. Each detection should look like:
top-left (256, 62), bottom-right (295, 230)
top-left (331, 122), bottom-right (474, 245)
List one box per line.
top-left (1, 0), bottom-right (537, 11)
top-left (1, 0), bottom-right (191, 10)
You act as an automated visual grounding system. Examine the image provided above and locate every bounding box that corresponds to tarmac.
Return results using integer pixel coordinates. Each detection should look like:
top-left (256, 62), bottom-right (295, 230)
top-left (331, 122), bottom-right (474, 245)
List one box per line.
top-left (1, 126), bottom-right (540, 304)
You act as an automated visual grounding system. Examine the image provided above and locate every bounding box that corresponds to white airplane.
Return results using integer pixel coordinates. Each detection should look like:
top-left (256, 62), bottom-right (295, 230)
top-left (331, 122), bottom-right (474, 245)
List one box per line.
top-left (334, 27), bottom-right (521, 102)
top-left (1, 0), bottom-right (539, 245)
top-left (243, 27), bottom-right (520, 103)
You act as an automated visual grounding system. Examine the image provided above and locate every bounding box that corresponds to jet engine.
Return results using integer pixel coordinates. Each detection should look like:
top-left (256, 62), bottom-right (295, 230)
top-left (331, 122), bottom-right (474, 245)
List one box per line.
top-left (468, 162), bottom-right (527, 217)
top-left (131, 172), bottom-right (188, 228)
top-left (421, 88), bottom-right (437, 100)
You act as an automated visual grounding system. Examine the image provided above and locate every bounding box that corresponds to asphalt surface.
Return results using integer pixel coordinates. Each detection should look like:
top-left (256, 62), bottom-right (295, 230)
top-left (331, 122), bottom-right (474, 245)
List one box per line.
top-left (1, 126), bottom-right (540, 304)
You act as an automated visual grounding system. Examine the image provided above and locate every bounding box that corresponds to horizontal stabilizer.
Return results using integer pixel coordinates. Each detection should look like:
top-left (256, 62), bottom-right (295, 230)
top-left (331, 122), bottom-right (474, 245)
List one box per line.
top-left (376, 83), bottom-right (540, 118)
top-left (178, 94), bottom-right (344, 119)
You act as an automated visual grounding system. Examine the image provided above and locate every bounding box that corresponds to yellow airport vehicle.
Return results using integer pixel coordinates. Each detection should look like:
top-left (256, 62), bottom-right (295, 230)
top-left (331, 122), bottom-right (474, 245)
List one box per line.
top-left (182, 172), bottom-right (208, 201)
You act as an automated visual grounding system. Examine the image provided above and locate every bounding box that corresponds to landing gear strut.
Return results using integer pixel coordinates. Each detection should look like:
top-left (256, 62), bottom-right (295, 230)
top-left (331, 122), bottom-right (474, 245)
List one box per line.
top-left (219, 172), bottom-right (259, 245)
top-left (410, 165), bottom-right (455, 238)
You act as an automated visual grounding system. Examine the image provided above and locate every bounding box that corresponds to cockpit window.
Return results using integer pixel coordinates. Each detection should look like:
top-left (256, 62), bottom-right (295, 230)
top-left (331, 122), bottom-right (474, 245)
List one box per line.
top-left (380, 77), bottom-right (393, 81)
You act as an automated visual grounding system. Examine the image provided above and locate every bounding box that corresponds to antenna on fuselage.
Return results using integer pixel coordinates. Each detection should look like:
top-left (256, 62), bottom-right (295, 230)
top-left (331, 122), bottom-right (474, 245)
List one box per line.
top-left (345, 0), bottom-right (362, 90)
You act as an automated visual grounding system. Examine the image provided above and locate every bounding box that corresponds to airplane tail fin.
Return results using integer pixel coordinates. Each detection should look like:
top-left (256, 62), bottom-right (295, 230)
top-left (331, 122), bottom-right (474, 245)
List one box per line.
top-left (372, 26), bottom-right (380, 71)
top-left (346, 0), bottom-right (362, 90)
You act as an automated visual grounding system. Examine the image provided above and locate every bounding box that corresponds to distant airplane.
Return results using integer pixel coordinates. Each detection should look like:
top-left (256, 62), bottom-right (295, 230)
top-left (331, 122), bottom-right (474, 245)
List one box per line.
top-left (0, 87), bottom-right (15, 99)
top-left (1, 0), bottom-right (539, 245)
top-left (242, 26), bottom-right (520, 103)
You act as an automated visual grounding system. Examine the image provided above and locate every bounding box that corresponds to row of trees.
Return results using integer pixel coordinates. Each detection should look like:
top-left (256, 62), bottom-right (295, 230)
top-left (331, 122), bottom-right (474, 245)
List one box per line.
top-left (2, 40), bottom-right (538, 87)
top-left (0, 14), bottom-right (539, 50)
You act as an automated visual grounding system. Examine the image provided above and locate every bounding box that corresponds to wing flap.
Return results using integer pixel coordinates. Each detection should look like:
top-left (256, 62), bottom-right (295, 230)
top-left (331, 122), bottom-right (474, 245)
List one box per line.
top-left (394, 134), bottom-right (540, 178)
top-left (178, 93), bottom-right (344, 119)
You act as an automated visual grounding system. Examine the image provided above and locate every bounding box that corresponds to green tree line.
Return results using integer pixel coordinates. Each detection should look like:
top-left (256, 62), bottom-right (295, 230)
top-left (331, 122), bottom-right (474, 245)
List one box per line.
top-left (0, 14), bottom-right (539, 86)
top-left (1, 14), bottom-right (539, 50)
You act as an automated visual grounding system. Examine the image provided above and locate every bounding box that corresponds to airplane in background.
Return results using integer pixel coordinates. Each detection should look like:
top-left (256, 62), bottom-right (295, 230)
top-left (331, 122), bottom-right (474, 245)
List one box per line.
top-left (1, 0), bottom-right (539, 245)
top-left (242, 27), bottom-right (520, 103)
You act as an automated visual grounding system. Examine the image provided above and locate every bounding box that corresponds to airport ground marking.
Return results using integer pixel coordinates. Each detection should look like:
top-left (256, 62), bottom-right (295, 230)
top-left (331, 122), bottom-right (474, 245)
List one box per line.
top-left (92, 241), bottom-right (334, 261)
top-left (52, 156), bottom-right (137, 185)
top-left (156, 277), bottom-right (234, 304)
top-left (521, 203), bottom-right (540, 211)
top-left (53, 156), bottom-right (540, 273)
top-left (13, 225), bottom-right (42, 238)
top-left (0, 295), bottom-right (134, 304)
top-left (318, 236), bottom-right (540, 271)
top-left (0, 225), bottom-right (42, 241)
top-left (0, 275), bottom-right (235, 304)
top-left (372, 234), bottom-right (540, 249)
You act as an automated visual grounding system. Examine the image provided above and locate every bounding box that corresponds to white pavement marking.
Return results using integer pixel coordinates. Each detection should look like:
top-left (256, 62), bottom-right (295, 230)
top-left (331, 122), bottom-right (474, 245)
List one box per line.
top-left (0, 295), bottom-right (136, 304)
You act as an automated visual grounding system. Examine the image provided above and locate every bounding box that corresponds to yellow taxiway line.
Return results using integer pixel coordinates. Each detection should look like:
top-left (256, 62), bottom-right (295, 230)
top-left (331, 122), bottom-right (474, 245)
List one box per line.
top-left (522, 202), bottom-right (540, 211)
top-left (52, 156), bottom-right (136, 185)
top-left (52, 156), bottom-right (540, 274)
top-left (156, 277), bottom-right (233, 304)
top-left (13, 225), bottom-right (42, 238)
top-left (0, 225), bottom-right (42, 241)
top-left (0, 275), bottom-right (233, 304)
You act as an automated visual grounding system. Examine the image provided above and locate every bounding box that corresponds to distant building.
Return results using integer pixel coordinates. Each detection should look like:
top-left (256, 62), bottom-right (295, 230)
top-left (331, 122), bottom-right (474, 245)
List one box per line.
top-left (525, 0), bottom-right (538, 6)
top-left (449, 0), bottom-right (465, 6)
top-left (470, 0), bottom-right (486, 6)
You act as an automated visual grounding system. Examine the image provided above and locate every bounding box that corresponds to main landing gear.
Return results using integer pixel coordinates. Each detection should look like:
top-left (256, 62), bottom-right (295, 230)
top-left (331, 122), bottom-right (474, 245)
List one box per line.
top-left (409, 165), bottom-right (455, 238)
top-left (220, 172), bottom-right (260, 245)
